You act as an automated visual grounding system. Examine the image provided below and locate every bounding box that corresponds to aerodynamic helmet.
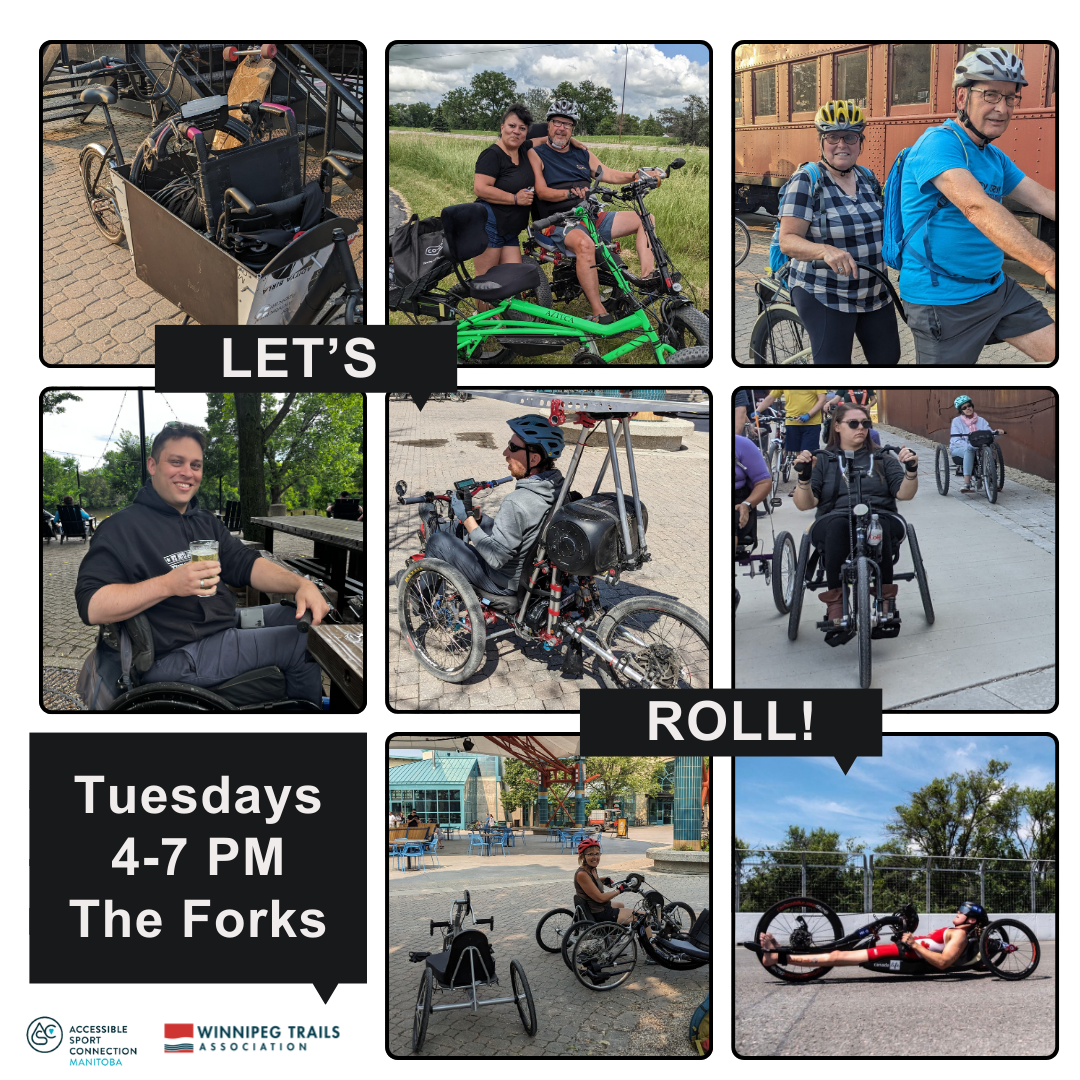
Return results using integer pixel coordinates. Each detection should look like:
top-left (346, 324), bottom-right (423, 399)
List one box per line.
top-left (814, 100), bottom-right (866, 134)
top-left (507, 414), bottom-right (564, 461)
top-left (954, 395), bottom-right (974, 411)
top-left (956, 901), bottom-right (989, 927)
top-left (547, 99), bottom-right (579, 123)
top-left (953, 48), bottom-right (1028, 90)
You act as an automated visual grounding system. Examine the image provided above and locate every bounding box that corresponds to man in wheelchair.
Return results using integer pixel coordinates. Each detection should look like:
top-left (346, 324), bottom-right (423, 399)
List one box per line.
top-left (75, 424), bottom-right (329, 707)
top-left (421, 415), bottom-right (566, 597)
top-left (760, 902), bottom-right (989, 972)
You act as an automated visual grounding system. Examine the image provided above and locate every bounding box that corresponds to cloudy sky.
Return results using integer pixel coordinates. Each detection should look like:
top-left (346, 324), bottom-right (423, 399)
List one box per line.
top-left (389, 43), bottom-right (710, 118)
top-left (735, 735), bottom-right (1056, 849)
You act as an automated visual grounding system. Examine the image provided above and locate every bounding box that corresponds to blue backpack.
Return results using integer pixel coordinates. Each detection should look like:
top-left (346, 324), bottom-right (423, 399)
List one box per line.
top-left (767, 162), bottom-right (878, 276)
top-left (880, 122), bottom-right (1000, 286)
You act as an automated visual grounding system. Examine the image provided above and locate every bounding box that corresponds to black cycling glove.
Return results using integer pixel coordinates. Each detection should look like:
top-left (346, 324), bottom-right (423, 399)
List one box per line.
top-left (795, 460), bottom-right (813, 482)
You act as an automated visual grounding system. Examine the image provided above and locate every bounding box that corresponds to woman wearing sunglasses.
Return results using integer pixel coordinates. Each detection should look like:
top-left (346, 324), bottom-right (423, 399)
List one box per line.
top-left (776, 101), bottom-right (900, 366)
top-left (792, 403), bottom-right (918, 629)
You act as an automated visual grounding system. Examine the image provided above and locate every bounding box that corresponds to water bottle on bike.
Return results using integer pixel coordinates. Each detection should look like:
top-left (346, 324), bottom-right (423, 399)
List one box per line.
top-left (868, 514), bottom-right (883, 547)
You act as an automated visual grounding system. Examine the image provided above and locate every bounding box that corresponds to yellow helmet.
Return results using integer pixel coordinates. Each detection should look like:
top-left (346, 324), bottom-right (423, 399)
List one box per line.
top-left (815, 100), bottom-right (866, 134)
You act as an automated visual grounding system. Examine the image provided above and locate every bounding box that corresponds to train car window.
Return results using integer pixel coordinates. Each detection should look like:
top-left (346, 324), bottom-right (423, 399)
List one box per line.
top-left (960, 43), bottom-right (1016, 57)
top-left (891, 44), bottom-right (932, 105)
top-left (754, 68), bottom-right (777, 118)
top-left (836, 51), bottom-right (868, 108)
top-left (791, 61), bottom-right (818, 114)
top-left (735, 76), bottom-right (742, 119)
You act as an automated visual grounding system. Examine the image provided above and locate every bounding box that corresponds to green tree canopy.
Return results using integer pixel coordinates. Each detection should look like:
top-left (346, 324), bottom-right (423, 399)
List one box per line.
top-left (658, 94), bottom-right (710, 146)
top-left (42, 452), bottom-right (80, 507)
top-left (431, 104), bottom-right (450, 132)
top-left (641, 113), bottom-right (664, 136)
top-left (469, 69), bottom-right (519, 128)
top-left (551, 78), bottom-right (616, 135)
top-left (42, 391), bottom-right (83, 414)
top-left (522, 86), bottom-right (552, 125)
top-left (439, 86), bottom-right (475, 129)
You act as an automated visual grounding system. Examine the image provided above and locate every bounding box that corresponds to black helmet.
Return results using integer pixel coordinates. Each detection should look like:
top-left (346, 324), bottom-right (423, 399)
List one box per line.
top-left (956, 901), bottom-right (989, 928)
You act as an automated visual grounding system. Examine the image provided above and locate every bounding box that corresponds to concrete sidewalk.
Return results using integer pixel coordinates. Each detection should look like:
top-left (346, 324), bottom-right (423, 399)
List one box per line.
top-left (734, 438), bottom-right (1056, 709)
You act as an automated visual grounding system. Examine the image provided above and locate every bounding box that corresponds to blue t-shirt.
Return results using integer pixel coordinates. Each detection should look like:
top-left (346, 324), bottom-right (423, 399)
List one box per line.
top-left (898, 119), bottom-right (1025, 305)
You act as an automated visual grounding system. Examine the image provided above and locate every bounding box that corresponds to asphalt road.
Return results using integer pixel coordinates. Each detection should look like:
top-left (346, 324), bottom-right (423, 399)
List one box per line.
top-left (734, 942), bottom-right (1055, 1057)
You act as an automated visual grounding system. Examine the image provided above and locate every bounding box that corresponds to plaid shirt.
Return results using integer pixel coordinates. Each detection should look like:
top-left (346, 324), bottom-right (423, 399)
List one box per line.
top-left (780, 166), bottom-right (891, 314)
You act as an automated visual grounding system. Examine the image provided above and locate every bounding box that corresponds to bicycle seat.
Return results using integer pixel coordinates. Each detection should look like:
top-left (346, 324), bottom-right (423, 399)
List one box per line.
top-left (476, 591), bottom-right (519, 613)
top-left (80, 86), bottom-right (117, 106)
top-left (467, 261), bottom-right (544, 301)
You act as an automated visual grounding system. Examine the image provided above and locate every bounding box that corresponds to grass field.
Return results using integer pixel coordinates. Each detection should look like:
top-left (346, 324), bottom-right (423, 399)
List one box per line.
top-left (388, 132), bottom-right (710, 365)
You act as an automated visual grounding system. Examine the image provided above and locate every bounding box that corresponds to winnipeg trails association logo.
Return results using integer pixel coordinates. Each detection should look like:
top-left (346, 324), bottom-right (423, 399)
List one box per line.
top-left (164, 1023), bottom-right (194, 1053)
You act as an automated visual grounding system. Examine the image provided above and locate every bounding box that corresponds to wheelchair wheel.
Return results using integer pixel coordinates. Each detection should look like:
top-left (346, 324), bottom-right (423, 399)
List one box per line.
top-left (397, 558), bottom-right (487, 683)
top-left (109, 682), bottom-right (238, 712)
top-left (755, 896), bottom-right (843, 983)
top-left (905, 523), bottom-right (935, 625)
top-left (771, 531), bottom-right (797, 614)
top-left (571, 922), bottom-right (637, 990)
top-left (535, 907), bottom-right (576, 952)
top-left (787, 531), bottom-right (812, 641)
top-left (981, 446), bottom-right (998, 503)
top-left (593, 596), bottom-right (710, 689)
top-left (663, 901), bottom-right (696, 931)
top-left (561, 919), bottom-right (594, 971)
top-left (980, 919), bottom-right (1040, 980)
top-left (993, 442), bottom-right (1006, 491)
top-left (857, 557), bottom-right (872, 690)
top-left (510, 959), bottom-right (538, 1035)
top-left (412, 966), bottom-right (433, 1052)
top-left (934, 445), bottom-right (951, 495)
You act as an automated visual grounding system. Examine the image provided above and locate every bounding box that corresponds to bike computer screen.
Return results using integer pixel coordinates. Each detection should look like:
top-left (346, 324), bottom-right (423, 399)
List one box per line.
top-left (454, 479), bottom-right (476, 492)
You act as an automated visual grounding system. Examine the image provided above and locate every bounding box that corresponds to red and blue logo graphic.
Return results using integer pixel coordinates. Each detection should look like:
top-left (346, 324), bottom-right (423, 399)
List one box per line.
top-left (164, 1023), bottom-right (194, 1053)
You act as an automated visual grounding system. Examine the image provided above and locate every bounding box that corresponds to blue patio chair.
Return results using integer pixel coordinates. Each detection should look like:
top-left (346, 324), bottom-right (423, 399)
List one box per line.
top-left (488, 833), bottom-right (508, 856)
top-left (400, 841), bottom-right (426, 872)
top-left (467, 832), bottom-right (488, 857)
top-left (422, 836), bottom-right (441, 868)
top-left (501, 828), bottom-right (515, 848)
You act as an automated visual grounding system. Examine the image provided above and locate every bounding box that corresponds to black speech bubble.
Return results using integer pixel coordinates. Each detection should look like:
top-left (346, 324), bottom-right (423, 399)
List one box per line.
top-left (155, 325), bottom-right (456, 394)
top-left (581, 689), bottom-right (881, 772)
top-left (29, 734), bottom-right (364, 1001)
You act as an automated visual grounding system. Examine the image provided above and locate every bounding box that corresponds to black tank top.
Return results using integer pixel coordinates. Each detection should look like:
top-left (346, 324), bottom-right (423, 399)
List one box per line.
top-left (574, 867), bottom-right (609, 915)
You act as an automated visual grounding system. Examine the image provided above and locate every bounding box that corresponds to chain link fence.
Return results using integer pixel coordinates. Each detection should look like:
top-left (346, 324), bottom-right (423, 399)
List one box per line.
top-left (735, 849), bottom-right (1056, 914)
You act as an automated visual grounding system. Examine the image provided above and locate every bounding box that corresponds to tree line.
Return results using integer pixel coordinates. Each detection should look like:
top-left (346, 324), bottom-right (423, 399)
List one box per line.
top-left (390, 69), bottom-right (709, 145)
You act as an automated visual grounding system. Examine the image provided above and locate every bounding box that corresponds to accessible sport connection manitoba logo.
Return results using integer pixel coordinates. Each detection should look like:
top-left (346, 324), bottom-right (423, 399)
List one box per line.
top-left (166, 1022), bottom-right (341, 1054)
top-left (27, 1017), bottom-right (137, 1061)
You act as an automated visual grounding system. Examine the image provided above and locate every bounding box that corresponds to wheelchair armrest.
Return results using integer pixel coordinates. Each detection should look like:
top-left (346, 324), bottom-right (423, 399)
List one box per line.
top-left (225, 187), bottom-right (256, 215)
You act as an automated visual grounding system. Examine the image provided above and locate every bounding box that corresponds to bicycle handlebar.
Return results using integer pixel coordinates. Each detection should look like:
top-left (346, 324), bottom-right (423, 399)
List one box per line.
top-left (397, 475), bottom-right (513, 505)
top-left (74, 55), bottom-right (125, 74)
top-left (810, 259), bottom-right (907, 322)
top-left (954, 431), bottom-right (1005, 438)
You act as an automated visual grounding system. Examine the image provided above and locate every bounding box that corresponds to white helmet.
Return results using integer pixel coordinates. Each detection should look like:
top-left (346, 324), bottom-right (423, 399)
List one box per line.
top-left (547, 99), bottom-right (579, 123)
top-left (953, 48), bottom-right (1028, 90)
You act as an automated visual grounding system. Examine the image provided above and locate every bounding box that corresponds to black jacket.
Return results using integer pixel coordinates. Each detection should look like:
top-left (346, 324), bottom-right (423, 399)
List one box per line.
top-left (75, 483), bottom-right (259, 656)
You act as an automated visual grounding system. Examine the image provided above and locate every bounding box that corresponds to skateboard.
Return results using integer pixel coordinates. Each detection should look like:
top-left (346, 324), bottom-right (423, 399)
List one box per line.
top-left (213, 45), bottom-right (278, 151)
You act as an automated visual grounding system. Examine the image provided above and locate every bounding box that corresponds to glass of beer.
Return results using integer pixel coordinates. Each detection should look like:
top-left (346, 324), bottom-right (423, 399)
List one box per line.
top-left (189, 540), bottom-right (219, 598)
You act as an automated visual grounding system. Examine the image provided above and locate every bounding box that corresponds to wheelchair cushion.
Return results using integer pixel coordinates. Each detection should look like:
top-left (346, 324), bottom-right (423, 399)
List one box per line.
top-left (440, 203), bottom-right (489, 263)
top-left (467, 261), bottom-right (544, 301)
top-left (81, 86), bottom-right (117, 106)
top-left (208, 666), bottom-right (287, 707)
top-left (425, 930), bottom-right (496, 988)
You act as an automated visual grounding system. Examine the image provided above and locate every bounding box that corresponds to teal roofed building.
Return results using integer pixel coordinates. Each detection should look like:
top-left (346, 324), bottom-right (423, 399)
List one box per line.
top-left (389, 756), bottom-right (480, 827)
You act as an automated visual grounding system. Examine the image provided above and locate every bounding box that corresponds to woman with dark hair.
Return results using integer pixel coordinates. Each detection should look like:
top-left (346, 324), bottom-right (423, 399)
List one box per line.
top-left (471, 103), bottom-right (537, 279)
top-left (791, 403), bottom-right (919, 633)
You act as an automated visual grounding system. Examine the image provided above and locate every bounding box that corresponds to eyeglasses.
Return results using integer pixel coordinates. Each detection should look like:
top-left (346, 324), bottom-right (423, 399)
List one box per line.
top-left (843, 419), bottom-right (873, 429)
top-left (961, 404), bottom-right (975, 410)
top-left (507, 440), bottom-right (528, 453)
top-left (550, 119), bottom-right (574, 130)
top-left (968, 88), bottom-right (1022, 107)
top-left (824, 132), bottom-right (861, 145)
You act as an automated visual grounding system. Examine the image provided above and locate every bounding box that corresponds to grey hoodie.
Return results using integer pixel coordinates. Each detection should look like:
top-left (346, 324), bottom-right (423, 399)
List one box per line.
top-left (469, 469), bottom-right (564, 588)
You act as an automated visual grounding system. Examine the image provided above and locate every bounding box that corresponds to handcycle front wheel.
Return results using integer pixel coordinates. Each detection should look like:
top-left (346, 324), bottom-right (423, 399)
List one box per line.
top-left (570, 921), bottom-right (638, 990)
top-left (772, 531), bottom-right (797, 615)
top-left (397, 558), bottom-right (487, 683)
top-left (979, 918), bottom-right (1040, 980)
top-left (750, 305), bottom-right (811, 365)
top-left (535, 907), bottom-right (576, 952)
top-left (412, 966), bottom-right (433, 1052)
top-left (593, 596), bottom-right (710, 689)
top-left (934, 445), bottom-right (951, 495)
top-left (755, 896), bottom-right (844, 983)
top-left (510, 959), bottom-right (538, 1034)
top-left (80, 148), bottom-right (125, 244)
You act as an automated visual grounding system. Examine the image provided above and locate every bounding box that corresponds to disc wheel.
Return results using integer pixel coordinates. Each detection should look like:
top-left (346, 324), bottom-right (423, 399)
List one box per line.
top-left (535, 907), bottom-right (576, 952)
top-left (934, 445), bottom-right (951, 495)
top-left (593, 596), bottom-right (710, 689)
top-left (754, 896), bottom-right (843, 982)
top-left (750, 305), bottom-right (811, 364)
top-left (905, 522), bottom-right (935, 624)
top-left (571, 922), bottom-right (637, 990)
top-left (857, 556), bottom-right (872, 689)
top-left (771, 531), bottom-right (797, 614)
top-left (412, 966), bottom-right (432, 1052)
top-left (397, 557), bottom-right (486, 682)
top-left (510, 959), bottom-right (538, 1034)
top-left (979, 918), bottom-right (1040, 980)
top-left (787, 531), bottom-right (812, 640)
top-left (80, 149), bottom-right (125, 244)
top-left (981, 446), bottom-right (998, 503)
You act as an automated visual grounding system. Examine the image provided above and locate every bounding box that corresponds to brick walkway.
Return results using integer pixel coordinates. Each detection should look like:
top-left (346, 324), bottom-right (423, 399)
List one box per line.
top-left (734, 218), bottom-right (1056, 365)
top-left (388, 870), bottom-right (710, 1057)
top-left (387, 397), bottom-right (711, 711)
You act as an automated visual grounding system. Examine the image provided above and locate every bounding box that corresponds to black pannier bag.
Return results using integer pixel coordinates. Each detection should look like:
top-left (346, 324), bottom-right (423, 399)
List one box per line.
top-left (545, 493), bottom-right (649, 577)
top-left (390, 213), bottom-right (454, 305)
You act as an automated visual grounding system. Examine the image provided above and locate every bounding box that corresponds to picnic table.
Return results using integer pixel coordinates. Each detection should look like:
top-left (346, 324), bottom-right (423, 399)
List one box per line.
top-left (305, 623), bottom-right (364, 712)
top-left (250, 516), bottom-right (363, 618)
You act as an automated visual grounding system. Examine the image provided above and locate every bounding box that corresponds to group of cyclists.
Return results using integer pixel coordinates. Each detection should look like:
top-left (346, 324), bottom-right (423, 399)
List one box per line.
top-left (765, 47), bottom-right (1055, 364)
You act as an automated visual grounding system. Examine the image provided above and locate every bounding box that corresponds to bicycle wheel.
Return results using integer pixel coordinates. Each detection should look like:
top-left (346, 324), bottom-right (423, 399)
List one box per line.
top-left (561, 919), bottom-right (594, 971)
top-left (787, 531), bottom-right (812, 640)
top-left (857, 556), bottom-right (872, 690)
top-left (750, 305), bottom-right (811, 365)
top-left (661, 345), bottom-right (710, 365)
top-left (571, 922), bottom-right (637, 990)
top-left (412, 966), bottom-right (432, 1052)
top-left (772, 531), bottom-right (797, 615)
top-left (981, 446), bottom-right (998, 503)
top-left (781, 455), bottom-right (792, 483)
top-left (510, 959), bottom-right (538, 1034)
top-left (397, 558), bottom-right (486, 682)
top-left (734, 216), bottom-right (752, 267)
top-left (934, 445), bottom-right (951, 495)
top-left (79, 148), bottom-right (125, 244)
top-left (666, 304), bottom-right (710, 349)
top-left (993, 442), bottom-right (1006, 491)
top-left (593, 597), bottom-right (710, 689)
top-left (905, 522), bottom-right (935, 625)
top-left (754, 896), bottom-right (843, 983)
top-left (446, 284), bottom-right (516, 365)
top-left (980, 919), bottom-right (1040, 980)
top-left (535, 907), bottom-right (576, 953)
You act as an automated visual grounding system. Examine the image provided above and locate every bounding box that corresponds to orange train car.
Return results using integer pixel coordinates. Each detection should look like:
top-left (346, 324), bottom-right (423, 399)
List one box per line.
top-left (734, 43), bottom-right (1056, 242)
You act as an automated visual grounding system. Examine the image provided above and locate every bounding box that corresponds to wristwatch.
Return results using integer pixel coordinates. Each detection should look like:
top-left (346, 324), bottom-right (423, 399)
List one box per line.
top-left (741, 501), bottom-right (753, 510)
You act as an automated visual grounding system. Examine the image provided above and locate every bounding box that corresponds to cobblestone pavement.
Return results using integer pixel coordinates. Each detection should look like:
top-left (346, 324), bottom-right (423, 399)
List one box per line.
top-left (43, 110), bottom-right (362, 365)
top-left (388, 869), bottom-right (711, 1057)
top-left (734, 218), bottom-right (1056, 366)
top-left (387, 397), bottom-right (711, 711)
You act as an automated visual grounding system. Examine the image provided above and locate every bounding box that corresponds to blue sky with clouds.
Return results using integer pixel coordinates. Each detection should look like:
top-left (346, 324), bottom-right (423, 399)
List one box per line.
top-left (735, 735), bottom-right (1056, 849)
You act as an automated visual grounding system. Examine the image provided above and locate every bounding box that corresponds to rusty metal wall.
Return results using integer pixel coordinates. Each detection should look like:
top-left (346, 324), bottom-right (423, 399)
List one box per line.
top-left (878, 389), bottom-right (1056, 481)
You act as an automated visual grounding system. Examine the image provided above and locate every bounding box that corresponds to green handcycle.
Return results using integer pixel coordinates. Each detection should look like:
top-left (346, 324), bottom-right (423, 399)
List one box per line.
top-left (390, 168), bottom-right (709, 366)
